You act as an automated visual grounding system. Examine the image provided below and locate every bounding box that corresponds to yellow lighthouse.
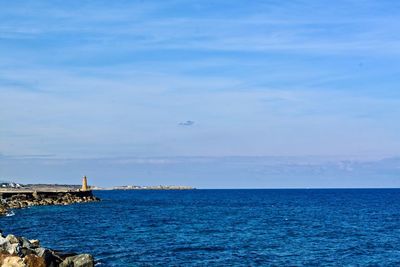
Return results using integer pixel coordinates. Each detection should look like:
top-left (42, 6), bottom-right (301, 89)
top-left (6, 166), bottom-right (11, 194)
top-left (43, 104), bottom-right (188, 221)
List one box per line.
top-left (82, 176), bottom-right (88, 191)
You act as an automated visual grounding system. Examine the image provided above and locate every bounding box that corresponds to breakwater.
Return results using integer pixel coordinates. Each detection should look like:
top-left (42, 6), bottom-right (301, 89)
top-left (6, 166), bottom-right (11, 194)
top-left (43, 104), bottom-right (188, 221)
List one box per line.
top-left (0, 190), bottom-right (99, 215)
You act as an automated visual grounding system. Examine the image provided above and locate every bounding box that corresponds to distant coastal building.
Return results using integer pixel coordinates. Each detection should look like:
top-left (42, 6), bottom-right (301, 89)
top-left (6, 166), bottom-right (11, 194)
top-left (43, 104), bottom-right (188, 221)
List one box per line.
top-left (82, 176), bottom-right (88, 191)
top-left (0, 182), bottom-right (22, 188)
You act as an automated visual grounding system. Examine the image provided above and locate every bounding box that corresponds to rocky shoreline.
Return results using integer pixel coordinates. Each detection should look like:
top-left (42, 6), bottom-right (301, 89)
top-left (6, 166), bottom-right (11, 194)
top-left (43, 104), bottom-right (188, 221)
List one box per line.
top-left (0, 191), bottom-right (100, 266)
top-left (0, 231), bottom-right (94, 267)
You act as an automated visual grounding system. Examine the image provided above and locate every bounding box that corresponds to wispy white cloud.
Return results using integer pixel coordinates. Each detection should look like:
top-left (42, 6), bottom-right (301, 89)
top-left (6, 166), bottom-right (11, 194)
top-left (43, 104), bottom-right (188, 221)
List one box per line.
top-left (2, 1), bottom-right (400, 54)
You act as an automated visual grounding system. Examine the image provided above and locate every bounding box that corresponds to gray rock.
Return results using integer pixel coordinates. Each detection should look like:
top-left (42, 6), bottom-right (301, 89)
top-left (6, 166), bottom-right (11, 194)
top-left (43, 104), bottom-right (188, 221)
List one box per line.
top-left (60, 254), bottom-right (94, 267)
top-left (4, 243), bottom-right (21, 256)
top-left (6, 234), bottom-right (19, 244)
top-left (28, 240), bottom-right (40, 248)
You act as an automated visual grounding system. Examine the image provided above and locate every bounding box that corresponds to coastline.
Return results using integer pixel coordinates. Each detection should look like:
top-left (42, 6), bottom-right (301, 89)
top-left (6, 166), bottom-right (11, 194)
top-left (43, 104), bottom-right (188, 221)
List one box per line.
top-left (0, 189), bottom-right (100, 267)
top-left (92, 185), bottom-right (195, 190)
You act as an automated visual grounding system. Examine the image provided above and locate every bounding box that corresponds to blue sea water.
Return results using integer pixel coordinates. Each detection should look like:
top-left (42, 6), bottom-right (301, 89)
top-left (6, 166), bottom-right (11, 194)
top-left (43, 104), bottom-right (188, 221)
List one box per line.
top-left (1, 189), bottom-right (400, 266)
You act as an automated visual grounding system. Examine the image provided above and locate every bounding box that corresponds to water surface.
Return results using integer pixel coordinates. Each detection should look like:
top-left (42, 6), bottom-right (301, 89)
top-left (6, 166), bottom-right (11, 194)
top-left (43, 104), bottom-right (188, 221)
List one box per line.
top-left (1, 189), bottom-right (400, 266)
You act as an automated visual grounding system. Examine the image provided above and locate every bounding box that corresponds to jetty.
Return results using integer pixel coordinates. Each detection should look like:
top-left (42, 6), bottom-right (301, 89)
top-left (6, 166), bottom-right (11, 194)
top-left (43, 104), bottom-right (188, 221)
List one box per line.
top-left (0, 176), bottom-right (100, 215)
top-left (0, 176), bottom-right (94, 199)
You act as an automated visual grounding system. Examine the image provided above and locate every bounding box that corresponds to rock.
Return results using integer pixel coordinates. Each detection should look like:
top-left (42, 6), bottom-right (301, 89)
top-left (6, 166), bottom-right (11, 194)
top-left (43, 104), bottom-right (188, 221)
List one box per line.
top-left (18, 238), bottom-right (31, 250)
top-left (4, 243), bottom-right (20, 256)
top-left (0, 205), bottom-right (7, 216)
top-left (0, 235), bottom-right (7, 246)
top-left (1, 235), bottom-right (23, 257)
top-left (35, 248), bottom-right (63, 267)
top-left (32, 192), bottom-right (40, 200)
top-left (23, 254), bottom-right (46, 267)
top-left (1, 255), bottom-right (26, 267)
top-left (0, 231), bottom-right (95, 267)
top-left (60, 254), bottom-right (94, 267)
top-left (28, 241), bottom-right (39, 249)
top-left (32, 248), bottom-right (45, 257)
top-left (0, 252), bottom-right (10, 263)
top-left (5, 235), bottom-right (19, 245)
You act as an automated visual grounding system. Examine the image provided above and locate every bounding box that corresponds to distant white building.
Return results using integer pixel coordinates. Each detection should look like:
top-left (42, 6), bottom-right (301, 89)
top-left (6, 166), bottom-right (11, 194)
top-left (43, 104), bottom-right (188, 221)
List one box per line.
top-left (0, 182), bottom-right (22, 188)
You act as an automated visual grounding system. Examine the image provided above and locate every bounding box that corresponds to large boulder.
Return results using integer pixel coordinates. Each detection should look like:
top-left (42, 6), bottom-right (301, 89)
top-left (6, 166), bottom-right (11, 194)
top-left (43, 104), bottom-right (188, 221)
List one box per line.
top-left (0, 252), bottom-right (10, 264)
top-left (34, 248), bottom-right (62, 267)
top-left (4, 243), bottom-right (20, 256)
top-left (23, 254), bottom-right (46, 267)
top-left (0, 236), bottom-right (21, 257)
top-left (59, 254), bottom-right (94, 267)
top-left (0, 255), bottom-right (26, 267)
top-left (5, 235), bottom-right (19, 245)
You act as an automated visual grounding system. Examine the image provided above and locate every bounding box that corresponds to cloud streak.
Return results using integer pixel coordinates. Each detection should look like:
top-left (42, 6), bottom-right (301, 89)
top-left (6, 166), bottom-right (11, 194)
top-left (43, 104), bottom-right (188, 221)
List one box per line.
top-left (2, 1), bottom-right (400, 55)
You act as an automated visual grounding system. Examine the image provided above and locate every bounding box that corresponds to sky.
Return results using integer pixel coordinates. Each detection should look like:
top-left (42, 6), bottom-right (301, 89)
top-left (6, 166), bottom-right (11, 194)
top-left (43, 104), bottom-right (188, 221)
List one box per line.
top-left (1, 0), bottom-right (400, 188)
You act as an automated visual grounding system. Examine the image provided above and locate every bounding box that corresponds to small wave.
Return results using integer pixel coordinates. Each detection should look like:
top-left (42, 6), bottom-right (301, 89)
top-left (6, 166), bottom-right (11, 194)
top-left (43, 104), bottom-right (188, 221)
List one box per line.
top-left (6, 210), bottom-right (15, 217)
top-left (173, 246), bottom-right (225, 252)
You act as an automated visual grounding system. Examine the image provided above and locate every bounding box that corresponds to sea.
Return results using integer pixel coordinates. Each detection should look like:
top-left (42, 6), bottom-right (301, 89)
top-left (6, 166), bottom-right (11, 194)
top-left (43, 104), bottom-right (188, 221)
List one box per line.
top-left (1, 189), bottom-right (400, 266)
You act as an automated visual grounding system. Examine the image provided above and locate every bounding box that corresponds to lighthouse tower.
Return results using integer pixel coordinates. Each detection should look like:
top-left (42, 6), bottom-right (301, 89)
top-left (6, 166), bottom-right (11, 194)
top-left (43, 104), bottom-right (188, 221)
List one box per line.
top-left (82, 176), bottom-right (88, 191)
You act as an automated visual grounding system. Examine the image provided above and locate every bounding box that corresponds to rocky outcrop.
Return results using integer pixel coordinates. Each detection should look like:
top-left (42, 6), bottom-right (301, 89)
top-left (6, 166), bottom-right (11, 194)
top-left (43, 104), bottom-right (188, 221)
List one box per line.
top-left (59, 254), bottom-right (94, 267)
top-left (0, 231), bottom-right (94, 267)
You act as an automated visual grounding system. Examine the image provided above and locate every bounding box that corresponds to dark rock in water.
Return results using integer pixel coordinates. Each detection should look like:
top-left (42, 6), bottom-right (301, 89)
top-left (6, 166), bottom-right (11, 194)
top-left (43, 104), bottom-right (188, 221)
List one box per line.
top-left (0, 231), bottom-right (95, 267)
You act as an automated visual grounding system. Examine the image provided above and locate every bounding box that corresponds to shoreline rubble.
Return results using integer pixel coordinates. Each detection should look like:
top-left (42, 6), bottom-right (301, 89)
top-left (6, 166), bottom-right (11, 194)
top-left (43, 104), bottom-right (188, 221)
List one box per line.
top-left (0, 231), bottom-right (94, 267)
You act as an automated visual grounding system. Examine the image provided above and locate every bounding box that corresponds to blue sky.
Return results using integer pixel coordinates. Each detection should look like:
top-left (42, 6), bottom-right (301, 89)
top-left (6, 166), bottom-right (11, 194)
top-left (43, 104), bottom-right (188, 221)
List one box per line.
top-left (1, 0), bottom-right (400, 187)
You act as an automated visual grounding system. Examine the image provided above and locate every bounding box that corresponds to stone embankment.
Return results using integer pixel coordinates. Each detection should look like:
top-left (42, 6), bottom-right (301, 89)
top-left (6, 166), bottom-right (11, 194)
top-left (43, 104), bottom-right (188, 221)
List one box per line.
top-left (0, 231), bottom-right (94, 267)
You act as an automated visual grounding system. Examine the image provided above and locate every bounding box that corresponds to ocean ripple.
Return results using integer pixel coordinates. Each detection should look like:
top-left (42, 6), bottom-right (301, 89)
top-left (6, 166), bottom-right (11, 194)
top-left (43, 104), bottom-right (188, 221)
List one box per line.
top-left (1, 189), bottom-right (400, 266)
